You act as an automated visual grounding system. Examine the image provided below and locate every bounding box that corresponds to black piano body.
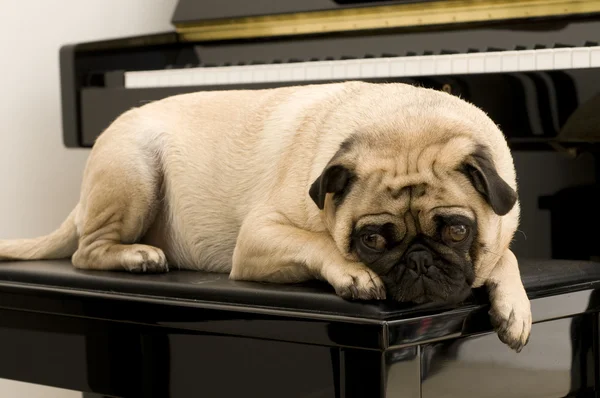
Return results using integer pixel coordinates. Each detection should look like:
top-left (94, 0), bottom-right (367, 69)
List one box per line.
top-left (4, 0), bottom-right (598, 396)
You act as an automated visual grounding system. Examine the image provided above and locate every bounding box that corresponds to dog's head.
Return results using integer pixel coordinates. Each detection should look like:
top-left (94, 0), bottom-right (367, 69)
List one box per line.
top-left (309, 84), bottom-right (519, 304)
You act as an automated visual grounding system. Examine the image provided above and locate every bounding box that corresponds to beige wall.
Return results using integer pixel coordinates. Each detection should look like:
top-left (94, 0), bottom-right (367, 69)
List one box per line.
top-left (0, 0), bottom-right (177, 396)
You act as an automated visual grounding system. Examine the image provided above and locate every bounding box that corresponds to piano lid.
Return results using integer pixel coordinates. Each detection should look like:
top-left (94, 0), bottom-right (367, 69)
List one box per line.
top-left (172, 0), bottom-right (600, 42)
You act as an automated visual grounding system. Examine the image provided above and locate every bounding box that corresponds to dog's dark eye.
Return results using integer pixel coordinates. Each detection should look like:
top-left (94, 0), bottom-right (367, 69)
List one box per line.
top-left (361, 233), bottom-right (387, 251)
top-left (442, 224), bottom-right (470, 243)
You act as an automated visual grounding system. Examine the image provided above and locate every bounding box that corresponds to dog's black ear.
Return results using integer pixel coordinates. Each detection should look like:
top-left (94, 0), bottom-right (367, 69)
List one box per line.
top-left (463, 147), bottom-right (517, 216)
top-left (309, 165), bottom-right (354, 210)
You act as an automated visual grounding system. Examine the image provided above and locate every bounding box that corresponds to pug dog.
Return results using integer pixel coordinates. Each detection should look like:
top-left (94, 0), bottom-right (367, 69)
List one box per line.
top-left (0, 81), bottom-right (531, 351)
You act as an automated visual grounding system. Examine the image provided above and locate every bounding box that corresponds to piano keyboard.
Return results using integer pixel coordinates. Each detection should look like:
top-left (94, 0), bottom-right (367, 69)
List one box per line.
top-left (125, 46), bottom-right (600, 89)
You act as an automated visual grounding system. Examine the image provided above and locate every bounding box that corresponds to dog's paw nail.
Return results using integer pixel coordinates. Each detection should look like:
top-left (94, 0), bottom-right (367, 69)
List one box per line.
top-left (490, 297), bottom-right (531, 352)
top-left (331, 266), bottom-right (386, 301)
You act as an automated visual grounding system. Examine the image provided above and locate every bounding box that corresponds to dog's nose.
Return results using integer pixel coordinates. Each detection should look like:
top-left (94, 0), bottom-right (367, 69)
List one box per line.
top-left (406, 250), bottom-right (434, 274)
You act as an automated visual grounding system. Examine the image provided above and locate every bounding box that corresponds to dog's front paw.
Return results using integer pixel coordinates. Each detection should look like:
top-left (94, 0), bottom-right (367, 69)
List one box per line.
top-left (489, 286), bottom-right (532, 352)
top-left (326, 263), bottom-right (386, 300)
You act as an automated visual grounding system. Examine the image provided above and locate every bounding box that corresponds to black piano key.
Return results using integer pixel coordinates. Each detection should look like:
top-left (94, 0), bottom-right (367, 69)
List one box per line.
top-left (487, 47), bottom-right (505, 52)
top-left (585, 41), bottom-right (599, 46)
top-left (553, 43), bottom-right (573, 48)
top-left (340, 56), bottom-right (356, 60)
top-left (406, 51), bottom-right (417, 56)
top-left (363, 54), bottom-right (375, 58)
top-left (288, 58), bottom-right (303, 63)
top-left (534, 44), bottom-right (547, 49)
top-left (381, 53), bottom-right (397, 58)
top-left (423, 51), bottom-right (434, 55)
top-left (515, 45), bottom-right (527, 51)
top-left (467, 48), bottom-right (480, 53)
top-left (440, 49), bottom-right (458, 54)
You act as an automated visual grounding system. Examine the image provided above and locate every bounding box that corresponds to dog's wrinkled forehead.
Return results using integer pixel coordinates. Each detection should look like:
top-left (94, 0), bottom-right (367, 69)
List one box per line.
top-left (349, 135), bottom-right (478, 216)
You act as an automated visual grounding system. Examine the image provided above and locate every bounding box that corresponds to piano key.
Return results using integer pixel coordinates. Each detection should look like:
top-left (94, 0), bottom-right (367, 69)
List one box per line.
top-left (215, 68), bottom-right (229, 84)
top-left (375, 59), bottom-right (391, 77)
top-left (359, 59), bottom-right (378, 78)
top-left (451, 55), bottom-right (468, 74)
top-left (291, 64), bottom-right (306, 81)
top-left (553, 48), bottom-right (572, 69)
top-left (591, 48), bottom-right (600, 67)
top-left (435, 55), bottom-right (453, 75)
top-left (123, 46), bottom-right (600, 89)
top-left (332, 62), bottom-right (346, 79)
top-left (501, 51), bottom-right (519, 72)
top-left (279, 65), bottom-right (294, 82)
top-left (572, 48), bottom-right (591, 68)
top-left (419, 56), bottom-right (436, 75)
top-left (405, 56), bottom-right (422, 76)
top-left (388, 58), bottom-right (404, 77)
top-left (484, 52), bottom-right (502, 72)
top-left (228, 66), bottom-right (242, 84)
top-left (318, 62), bottom-right (333, 80)
top-left (535, 49), bottom-right (555, 70)
top-left (518, 50), bottom-right (537, 71)
top-left (345, 61), bottom-right (361, 79)
top-left (306, 63), bottom-right (321, 80)
top-left (266, 66), bottom-right (280, 82)
top-left (240, 68), bottom-right (253, 83)
top-left (467, 53), bottom-right (485, 73)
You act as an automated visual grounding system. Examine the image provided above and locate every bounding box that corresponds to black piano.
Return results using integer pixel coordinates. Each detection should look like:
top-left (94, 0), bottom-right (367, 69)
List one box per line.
top-left (5, 0), bottom-right (600, 396)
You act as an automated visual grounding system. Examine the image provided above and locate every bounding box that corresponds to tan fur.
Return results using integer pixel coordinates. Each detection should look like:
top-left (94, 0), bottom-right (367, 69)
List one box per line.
top-left (0, 81), bottom-right (530, 351)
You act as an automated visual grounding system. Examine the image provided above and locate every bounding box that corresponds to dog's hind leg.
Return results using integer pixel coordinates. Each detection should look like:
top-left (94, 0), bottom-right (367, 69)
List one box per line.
top-left (71, 126), bottom-right (168, 273)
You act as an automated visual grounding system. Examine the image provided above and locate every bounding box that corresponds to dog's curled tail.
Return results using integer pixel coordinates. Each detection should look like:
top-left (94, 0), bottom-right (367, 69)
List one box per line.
top-left (0, 207), bottom-right (79, 261)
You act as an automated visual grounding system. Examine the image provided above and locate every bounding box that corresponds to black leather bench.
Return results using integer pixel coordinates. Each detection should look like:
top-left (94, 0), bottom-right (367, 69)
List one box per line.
top-left (0, 259), bottom-right (598, 397)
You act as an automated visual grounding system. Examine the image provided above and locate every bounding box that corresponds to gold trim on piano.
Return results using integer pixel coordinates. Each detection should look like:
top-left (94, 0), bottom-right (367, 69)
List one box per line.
top-left (175, 0), bottom-right (600, 41)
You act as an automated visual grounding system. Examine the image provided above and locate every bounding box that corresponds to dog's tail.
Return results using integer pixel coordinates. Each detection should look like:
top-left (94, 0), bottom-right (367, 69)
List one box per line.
top-left (0, 206), bottom-right (79, 261)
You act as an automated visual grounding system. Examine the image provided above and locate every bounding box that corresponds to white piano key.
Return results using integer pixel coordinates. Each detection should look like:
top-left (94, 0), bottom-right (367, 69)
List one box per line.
top-left (467, 53), bottom-right (485, 73)
top-left (388, 58), bottom-right (404, 77)
top-left (215, 68), bottom-right (228, 84)
top-left (572, 48), bottom-right (591, 68)
top-left (420, 56), bottom-right (436, 76)
top-left (253, 65), bottom-right (269, 83)
top-left (501, 51), bottom-right (519, 72)
top-left (484, 52), bottom-right (502, 72)
top-left (123, 45), bottom-right (600, 89)
top-left (360, 59), bottom-right (378, 78)
top-left (239, 68), bottom-right (253, 83)
top-left (591, 47), bottom-right (600, 67)
top-left (167, 71), bottom-right (183, 86)
top-left (227, 66), bottom-right (242, 84)
top-left (158, 73), bottom-right (173, 87)
top-left (553, 48), bottom-right (572, 69)
top-left (332, 62), bottom-right (346, 79)
top-left (265, 66), bottom-right (280, 82)
top-left (518, 50), bottom-right (536, 71)
top-left (451, 55), bottom-right (468, 74)
top-left (318, 62), bottom-right (333, 80)
top-left (291, 64), bottom-right (306, 81)
top-left (278, 65), bottom-right (293, 82)
top-left (375, 59), bottom-right (391, 77)
top-left (405, 57), bottom-right (421, 76)
top-left (204, 69), bottom-right (217, 85)
top-left (305, 63), bottom-right (321, 81)
top-left (191, 70), bottom-right (206, 85)
top-left (435, 55), bottom-right (453, 75)
top-left (124, 73), bottom-right (142, 88)
top-left (345, 60), bottom-right (361, 79)
top-left (535, 49), bottom-right (555, 70)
